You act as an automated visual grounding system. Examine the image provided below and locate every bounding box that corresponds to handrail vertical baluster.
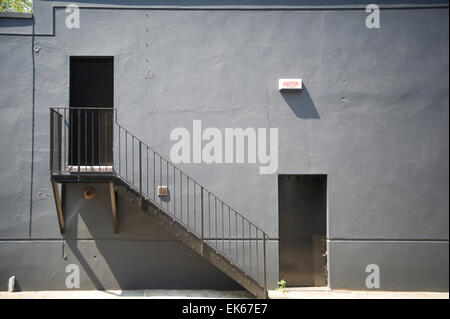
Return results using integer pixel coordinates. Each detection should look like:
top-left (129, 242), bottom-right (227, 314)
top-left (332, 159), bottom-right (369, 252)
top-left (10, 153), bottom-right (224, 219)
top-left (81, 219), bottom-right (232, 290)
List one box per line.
top-left (256, 229), bottom-right (259, 281)
top-left (249, 222), bottom-right (252, 275)
top-left (194, 182), bottom-right (196, 233)
top-left (222, 202), bottom-right (224, 251)
top-left (104, 110), bottom-right (107, 171)
top-left (50, 109), bottom-right (53, 172)
top-left (201, 186), bottom-right (204, 249)
top-left (228, 207), bottom-right (231, 256)
top-left (215, 197), bottom-right (217, 248)
top-left (180, 171), bottom-right (182, 223)
top-left (153, 152), bottom-right (155, 200)
top-left (125, 131), bottom-right (128, 180)
top-left (160, 156), bottom-right (162, 206)
top-left (147, 147), bottom-right (149, 197)
top-left (92, 110), bottom-right (94, 169)
top-left (208, 192), bottom-right (211, 241)
top-left (173, 165), bottom-right (176, 217)
top-left (235, 212), bottom-right (238, 263)
top-left (187, 177), bottom-right (189, 227)
top-left (242, 216), bottom-right (245, 270)
top-left (70, 109), bottom-right (73, 168)
top-left (166, 160), bottom-right (169, 212)
top-left (64, 108), bottom-right (67, 171)
top-left (139, 140), bottom-right (142, 198)
top-left (263, 234), bottom-right (267, 295)
top-left (78, 108), bottom-right (80, 177)
top-left (132, 137), bottom-right (135, 185)
top-left (85, 109), bottom-right (87, 168)
top-left (118, 124), bottom-right (121, 176)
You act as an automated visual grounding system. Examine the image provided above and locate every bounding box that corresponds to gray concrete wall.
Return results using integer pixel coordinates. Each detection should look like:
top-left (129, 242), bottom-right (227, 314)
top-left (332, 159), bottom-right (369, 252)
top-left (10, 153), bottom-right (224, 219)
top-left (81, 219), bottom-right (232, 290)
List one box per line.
top-left (0, 1), bottom-right (448, 292)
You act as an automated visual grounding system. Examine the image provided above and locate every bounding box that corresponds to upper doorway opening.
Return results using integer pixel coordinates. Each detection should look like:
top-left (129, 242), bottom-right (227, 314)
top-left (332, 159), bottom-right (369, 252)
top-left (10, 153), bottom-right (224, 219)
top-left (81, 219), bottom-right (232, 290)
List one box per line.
top-left (69, 57), bottom-right (114, 170)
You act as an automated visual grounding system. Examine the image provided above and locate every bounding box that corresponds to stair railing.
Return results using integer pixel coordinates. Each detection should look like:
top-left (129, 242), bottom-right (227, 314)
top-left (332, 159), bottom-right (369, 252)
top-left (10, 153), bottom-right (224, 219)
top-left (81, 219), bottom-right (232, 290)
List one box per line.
top-left (50, 107), bottom-right (268, 291)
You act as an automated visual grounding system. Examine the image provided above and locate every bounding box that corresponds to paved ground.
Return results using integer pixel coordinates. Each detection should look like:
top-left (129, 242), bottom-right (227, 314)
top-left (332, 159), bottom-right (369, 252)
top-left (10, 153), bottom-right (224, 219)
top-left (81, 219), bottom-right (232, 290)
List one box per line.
top-left (0, 290), bottom-right (253, 299)
top-left (268, 287), bottom-right (449, 299)
top-left (0, 288), bottom-right (448, 299)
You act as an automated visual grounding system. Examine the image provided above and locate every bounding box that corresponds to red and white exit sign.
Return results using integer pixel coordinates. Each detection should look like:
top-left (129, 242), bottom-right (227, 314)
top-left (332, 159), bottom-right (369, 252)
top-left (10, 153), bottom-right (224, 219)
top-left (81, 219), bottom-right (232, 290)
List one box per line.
top-left (279, 78), bottom-right (302, 91)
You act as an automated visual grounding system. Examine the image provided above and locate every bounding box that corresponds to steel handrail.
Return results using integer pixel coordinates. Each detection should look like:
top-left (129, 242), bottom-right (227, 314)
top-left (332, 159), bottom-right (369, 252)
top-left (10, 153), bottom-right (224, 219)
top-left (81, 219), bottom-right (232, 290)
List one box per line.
top-left (50, 107), bottom-right (268, 290)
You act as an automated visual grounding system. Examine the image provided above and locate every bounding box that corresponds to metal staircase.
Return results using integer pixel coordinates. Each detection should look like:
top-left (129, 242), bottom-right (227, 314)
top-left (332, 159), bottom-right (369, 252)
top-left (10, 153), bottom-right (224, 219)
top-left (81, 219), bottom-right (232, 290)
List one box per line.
top-left (50, 107), bottom-right (268, 298)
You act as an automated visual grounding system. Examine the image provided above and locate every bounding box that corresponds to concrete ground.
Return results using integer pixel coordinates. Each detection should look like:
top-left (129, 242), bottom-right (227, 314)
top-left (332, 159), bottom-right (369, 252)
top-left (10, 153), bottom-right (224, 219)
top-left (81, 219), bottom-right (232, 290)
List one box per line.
top-left (268, 287), bottom-right (449, 299)
top-left (0, 290), bottom-right (253, 299)
top-left (0, 288), bottom-right (448, 299)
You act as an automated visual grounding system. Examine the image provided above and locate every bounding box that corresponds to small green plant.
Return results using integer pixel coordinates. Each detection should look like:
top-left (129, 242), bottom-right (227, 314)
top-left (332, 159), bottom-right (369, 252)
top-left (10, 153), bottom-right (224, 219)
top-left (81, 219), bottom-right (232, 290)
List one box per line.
top-left (275, 279), bottom-right (287, 292)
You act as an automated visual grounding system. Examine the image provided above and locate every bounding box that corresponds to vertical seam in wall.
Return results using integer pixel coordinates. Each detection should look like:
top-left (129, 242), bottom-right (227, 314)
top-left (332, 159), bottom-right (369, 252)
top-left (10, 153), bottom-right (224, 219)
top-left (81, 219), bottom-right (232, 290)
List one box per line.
top-left (28, 17), bottom-right (36, 239)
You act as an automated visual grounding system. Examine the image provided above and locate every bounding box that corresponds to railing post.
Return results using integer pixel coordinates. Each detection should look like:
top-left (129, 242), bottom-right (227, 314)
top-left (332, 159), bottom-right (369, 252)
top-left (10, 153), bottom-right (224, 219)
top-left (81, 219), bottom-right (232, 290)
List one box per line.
top-left (77, 109), bottom-right (80, 180)
top-left (110, 109), bottom-right (114, 174)
top-left (201, 186), bottom-right (204, 254)
top-left (263, 233), bottom-right (267, 295)
top-left (57, 111), bottom-right (62, 175)
top-left (139, 140), bottom-right (142, 198)
top-left (50, 109), bottom-right (54, 173)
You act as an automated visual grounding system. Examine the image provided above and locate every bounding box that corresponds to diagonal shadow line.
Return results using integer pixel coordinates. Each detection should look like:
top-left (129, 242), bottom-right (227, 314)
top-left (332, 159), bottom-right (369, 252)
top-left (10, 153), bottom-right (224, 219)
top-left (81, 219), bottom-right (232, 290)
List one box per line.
top-left (64, 239), bottom-right (106, 290)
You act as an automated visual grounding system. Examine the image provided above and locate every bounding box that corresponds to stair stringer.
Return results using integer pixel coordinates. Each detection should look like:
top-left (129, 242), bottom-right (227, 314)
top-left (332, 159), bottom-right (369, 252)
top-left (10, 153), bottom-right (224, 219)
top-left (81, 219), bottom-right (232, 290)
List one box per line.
top-left (113, 176), bottom-right (267, 299)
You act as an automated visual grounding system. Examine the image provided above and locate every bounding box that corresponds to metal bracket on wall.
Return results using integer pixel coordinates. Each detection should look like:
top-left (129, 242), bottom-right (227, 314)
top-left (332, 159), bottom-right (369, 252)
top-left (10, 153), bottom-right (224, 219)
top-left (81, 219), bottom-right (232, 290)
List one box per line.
top-left (51, 181), bottom-right (65, 234)
top-left (109, 182), bottom-right (119, 233)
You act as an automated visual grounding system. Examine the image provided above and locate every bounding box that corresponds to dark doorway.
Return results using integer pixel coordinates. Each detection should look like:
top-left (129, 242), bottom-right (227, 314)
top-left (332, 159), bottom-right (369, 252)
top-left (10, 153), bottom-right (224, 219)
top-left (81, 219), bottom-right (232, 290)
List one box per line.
top-left (278, 175), bottom-right (327, 287)
top-left (69, 57), bottom-right (114, 167)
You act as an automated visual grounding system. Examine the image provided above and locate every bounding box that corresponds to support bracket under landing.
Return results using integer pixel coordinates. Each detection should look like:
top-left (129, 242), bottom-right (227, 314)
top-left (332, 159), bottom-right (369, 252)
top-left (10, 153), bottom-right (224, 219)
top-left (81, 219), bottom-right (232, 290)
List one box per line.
top-left (109, 182), bottom-right (119, 233)
top-left (51, 179), bottom-right (119, 234)
top-left (51, 181), bottom-right (65, 234)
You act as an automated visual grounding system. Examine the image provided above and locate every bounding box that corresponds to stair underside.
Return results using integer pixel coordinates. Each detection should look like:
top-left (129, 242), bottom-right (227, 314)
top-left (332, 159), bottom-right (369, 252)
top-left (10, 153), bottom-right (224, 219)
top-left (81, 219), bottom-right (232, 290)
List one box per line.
top-left (114, 177), bottom-right (267, 299)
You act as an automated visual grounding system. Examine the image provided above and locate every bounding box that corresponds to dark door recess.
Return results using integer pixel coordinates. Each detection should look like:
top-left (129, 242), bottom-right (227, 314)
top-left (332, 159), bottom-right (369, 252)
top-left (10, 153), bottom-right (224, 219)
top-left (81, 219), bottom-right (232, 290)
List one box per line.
top-left (278, 175), bottom-right (327, 287)
top-left (69, 57), bottom-right (114, 166)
